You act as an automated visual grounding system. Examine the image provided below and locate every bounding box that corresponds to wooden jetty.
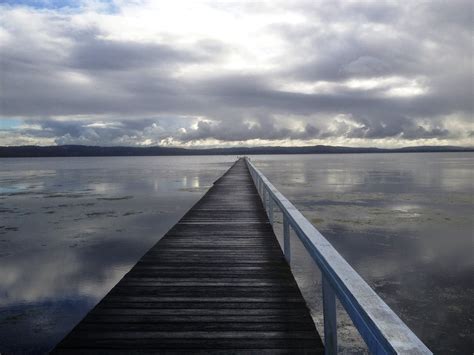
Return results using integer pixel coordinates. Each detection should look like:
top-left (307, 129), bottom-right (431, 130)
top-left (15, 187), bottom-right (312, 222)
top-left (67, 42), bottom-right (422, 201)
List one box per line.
top-left (54, 157), bottom-right (431, 354)
top-left (53, 158), bottom-right (324, 354)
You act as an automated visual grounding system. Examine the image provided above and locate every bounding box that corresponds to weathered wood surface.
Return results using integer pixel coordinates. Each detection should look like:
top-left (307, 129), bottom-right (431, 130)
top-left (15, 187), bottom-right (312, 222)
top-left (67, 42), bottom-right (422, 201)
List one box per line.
top-left (53, 158), bottom-right (323, 354)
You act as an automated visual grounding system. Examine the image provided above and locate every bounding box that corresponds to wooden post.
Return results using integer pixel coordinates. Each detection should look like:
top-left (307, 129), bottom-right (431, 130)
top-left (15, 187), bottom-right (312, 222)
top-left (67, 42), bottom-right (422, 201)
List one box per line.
top-left (264, 189), bottom-right (269, 213)
top-left (268, 197), bottom-right (274, 225)
top-left (323, 276), bottom-right (337, 355)
top-left (283, 215), bottom-right (291, 263)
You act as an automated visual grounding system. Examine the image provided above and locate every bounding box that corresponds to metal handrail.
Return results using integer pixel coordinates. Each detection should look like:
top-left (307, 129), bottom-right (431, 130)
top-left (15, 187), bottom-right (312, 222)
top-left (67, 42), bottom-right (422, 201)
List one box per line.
top-left (245, 158), bottom-right (431, 355)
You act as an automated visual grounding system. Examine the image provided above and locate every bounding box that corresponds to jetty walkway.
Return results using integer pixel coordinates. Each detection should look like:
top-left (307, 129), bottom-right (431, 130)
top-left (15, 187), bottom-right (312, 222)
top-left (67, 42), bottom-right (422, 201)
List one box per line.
top-left (54, 157), bottom-right (431, 354)
top-left (53, 158), bottom-right (324, 353)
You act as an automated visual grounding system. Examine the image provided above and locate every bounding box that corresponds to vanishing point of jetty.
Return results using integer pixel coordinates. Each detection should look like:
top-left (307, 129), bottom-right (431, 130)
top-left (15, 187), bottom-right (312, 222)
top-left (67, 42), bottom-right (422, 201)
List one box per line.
top-left (53, 158), bottom-right (431, 354)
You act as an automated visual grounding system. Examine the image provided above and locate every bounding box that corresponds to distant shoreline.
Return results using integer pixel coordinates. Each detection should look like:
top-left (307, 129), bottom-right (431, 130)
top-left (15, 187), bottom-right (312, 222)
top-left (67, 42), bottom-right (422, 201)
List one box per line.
top-left (0, 144), bottom-right (473, 158)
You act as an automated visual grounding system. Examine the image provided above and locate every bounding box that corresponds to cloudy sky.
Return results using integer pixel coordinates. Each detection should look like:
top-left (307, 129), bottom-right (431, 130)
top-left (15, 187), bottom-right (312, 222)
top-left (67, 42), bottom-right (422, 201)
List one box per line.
top-left (0, 0), bottom-right (472, 147)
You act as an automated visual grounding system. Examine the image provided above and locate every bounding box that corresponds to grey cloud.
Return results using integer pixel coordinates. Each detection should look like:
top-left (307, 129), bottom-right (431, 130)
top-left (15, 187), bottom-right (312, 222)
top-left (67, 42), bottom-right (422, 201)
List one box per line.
top-left (177, 117), bottom-right (321, 143)
top-left (70, 39), bottom-right (207, 71)
top-left (342, 56), bottom-right (392, 77)
top-left (284, 30), bottom-right (423, 82)
top-left (280, 1), bottom-right (472, 84)
top-left (164, 113), bottom-right (451, 143)
top-left (341, 114), bottom-right (451, 140)
top-left (0, 14), bottom-right (223, 117)
top-left (0, 1), bottom-right (472, 146)
top-left (4, 111), bottom-right (456, 148)
top-left (190, 73), bottom-right (434, 120)
top-left (15, 118), bottom-right (171, 146)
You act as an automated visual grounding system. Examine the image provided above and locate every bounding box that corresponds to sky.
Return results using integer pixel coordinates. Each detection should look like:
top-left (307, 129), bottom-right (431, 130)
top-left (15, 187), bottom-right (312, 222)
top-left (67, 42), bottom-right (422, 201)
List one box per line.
top-left (0, 0), bottom-right (472, 148)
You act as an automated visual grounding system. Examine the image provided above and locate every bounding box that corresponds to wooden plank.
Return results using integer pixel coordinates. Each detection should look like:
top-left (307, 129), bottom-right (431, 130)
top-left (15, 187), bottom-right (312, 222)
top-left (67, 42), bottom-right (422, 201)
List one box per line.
top-left (87, 308), bottom-right (313, 316)
top-left (73, 315), bottom-right (315, 324)
top-left (74, 322), bottom-right (315, 332)
top-left (52, 158), bottom-right (323, 354)
top-left (101, 296), bottom-right (308, 303)
top-left (54, 338), bottom-right (322, 350)
top-left (96, 302), bottom-right (308, 309)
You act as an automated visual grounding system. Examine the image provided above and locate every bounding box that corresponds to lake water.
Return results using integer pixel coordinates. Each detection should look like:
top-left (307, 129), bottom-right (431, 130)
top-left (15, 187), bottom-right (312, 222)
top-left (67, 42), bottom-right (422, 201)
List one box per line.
top-left (0, 153), bottom-right (472, 354)
top-left (251, 153), bottom-right (473, 354)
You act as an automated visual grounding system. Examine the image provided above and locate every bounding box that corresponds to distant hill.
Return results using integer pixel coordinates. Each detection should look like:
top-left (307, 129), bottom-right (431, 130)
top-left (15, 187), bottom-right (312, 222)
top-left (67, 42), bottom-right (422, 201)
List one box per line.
top-left (0, 144), bottom-right (472, 158)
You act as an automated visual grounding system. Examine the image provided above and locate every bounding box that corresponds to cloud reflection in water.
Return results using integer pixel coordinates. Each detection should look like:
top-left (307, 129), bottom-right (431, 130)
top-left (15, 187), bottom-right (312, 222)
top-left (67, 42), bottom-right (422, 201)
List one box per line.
top-left (0, 156), bottom-right (235, 353)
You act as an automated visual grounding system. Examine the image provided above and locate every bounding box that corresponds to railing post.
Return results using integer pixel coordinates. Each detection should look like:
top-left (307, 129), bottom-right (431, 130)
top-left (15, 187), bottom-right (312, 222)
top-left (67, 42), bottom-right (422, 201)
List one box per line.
top-left (266, 192), bottom-right (270, 214)
top-left (268, 197), bottom-right (274, 225)
top-left (283, 215), bottom-right (291, 263)
top-left (323, 276), bottom-right (337, 355)
top-left (264, 189), bottom-right (269, 212)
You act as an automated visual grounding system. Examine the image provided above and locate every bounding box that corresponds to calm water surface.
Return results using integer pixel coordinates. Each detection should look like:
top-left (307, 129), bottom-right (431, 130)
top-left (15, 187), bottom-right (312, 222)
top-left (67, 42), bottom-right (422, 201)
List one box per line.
top-left (0, 156), bottom-right (236, 353)
top-left (251, 153), bottom-right (473, 354)
top-left (0, 153), bottom-right (472, 354)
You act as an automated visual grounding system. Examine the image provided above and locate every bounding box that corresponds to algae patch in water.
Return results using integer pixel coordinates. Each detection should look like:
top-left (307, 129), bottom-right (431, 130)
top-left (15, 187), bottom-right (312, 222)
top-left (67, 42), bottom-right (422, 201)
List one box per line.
top-left (44, 193), bottom-right (89, 199)
top-left (122, 211), bottom-right (143, 216)
top-left (311, 217), bottom-right (325, 225)
top-left (96, 196), bottom-right (134, 201)
top-left (85, 211), bottom-right (117, 218)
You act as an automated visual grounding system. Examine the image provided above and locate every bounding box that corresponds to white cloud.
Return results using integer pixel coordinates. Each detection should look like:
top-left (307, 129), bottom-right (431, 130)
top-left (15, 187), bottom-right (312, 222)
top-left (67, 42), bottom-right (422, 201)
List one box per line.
top-left (0, 0), bottom-right (473, 147)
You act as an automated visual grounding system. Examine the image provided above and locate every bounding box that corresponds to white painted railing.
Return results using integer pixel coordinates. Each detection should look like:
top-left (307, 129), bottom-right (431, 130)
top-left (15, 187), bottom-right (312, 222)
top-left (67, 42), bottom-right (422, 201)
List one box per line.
top-left (245, 158), bottom-right (431, 355)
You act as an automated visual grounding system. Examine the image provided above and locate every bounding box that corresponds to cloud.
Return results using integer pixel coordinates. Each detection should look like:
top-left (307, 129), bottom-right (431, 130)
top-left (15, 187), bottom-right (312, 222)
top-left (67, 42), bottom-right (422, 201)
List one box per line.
top-left (70, 38), bottom-right (203, 71)
top-left (0, 0), bottom-right (472, 147)
top-left (343, 56), bottom-right (392, 77)
top-left (176, 117), bottom-right (320, 143)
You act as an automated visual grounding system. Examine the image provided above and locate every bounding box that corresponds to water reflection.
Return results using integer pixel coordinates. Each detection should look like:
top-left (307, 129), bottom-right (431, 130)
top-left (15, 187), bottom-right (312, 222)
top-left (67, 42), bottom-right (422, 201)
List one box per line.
top-left (0, 153), bottom-right (471, 354)
top-left (251, 152), bottom-right (473, 354)
top-left (181, 175), bottom-right (201, 190)
top-left (0, 156), bottom-right (235, 353)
